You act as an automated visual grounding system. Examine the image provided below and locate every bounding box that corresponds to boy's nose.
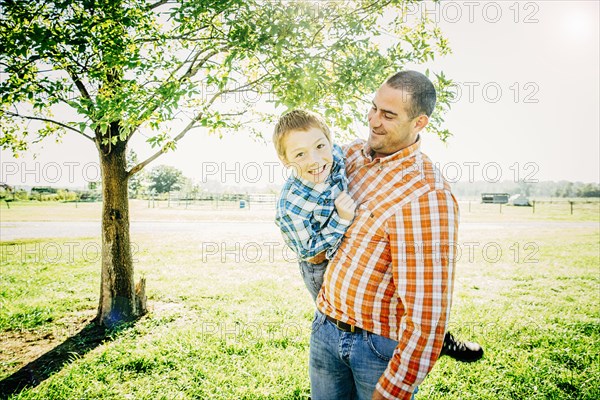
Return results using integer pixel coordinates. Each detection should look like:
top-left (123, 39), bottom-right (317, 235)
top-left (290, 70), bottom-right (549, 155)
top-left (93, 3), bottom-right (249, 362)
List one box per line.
top-left (308, 151), bottom-right (323, 164)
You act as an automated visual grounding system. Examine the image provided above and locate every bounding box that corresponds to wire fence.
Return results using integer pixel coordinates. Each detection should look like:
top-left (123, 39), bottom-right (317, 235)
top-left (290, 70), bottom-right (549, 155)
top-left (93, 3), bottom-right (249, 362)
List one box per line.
top-left (142, 192), bottom-right (599, 216)
top-left (458, 198), bottom-right (599, 216)
top-left (144, 192), bottom-right (277, 210)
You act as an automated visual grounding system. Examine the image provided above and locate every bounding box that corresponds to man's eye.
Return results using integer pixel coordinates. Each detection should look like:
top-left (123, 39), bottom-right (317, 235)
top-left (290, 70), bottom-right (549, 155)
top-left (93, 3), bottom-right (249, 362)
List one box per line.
top-left (384, 114), bottom-right (393, 120)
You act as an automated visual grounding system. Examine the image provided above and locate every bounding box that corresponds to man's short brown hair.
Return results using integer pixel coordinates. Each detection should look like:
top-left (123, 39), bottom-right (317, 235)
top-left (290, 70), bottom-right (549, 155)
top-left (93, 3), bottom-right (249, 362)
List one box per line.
top-left (273, 110), bottom-right (332, 161)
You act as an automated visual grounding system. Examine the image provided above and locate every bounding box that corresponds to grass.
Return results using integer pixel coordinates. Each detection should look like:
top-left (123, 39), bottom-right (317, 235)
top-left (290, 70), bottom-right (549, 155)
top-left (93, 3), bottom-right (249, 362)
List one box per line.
top-left (0, 201), bottom-right (598, 399)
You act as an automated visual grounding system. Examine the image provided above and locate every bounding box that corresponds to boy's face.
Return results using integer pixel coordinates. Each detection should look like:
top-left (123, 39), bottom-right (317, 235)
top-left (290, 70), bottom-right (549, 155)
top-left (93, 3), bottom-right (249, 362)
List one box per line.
top-left (282, 127), bottom-right (333, 184)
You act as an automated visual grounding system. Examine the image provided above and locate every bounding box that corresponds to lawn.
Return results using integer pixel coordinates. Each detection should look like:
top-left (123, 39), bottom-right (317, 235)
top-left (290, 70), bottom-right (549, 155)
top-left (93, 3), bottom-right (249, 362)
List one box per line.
top-left (0, 201), bottom-right (598, 399)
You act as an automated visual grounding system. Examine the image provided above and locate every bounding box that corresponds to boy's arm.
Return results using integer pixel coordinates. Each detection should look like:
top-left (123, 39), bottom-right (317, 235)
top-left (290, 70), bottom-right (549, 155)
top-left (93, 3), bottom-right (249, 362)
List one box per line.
top-left (277, 207), bottom-right (352, 261)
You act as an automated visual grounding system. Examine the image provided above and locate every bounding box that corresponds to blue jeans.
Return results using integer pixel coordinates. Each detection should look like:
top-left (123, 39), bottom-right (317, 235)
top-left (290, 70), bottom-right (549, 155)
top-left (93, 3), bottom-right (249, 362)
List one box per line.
top-left (298, 260), bottom-right (329, 301)
top-left (309, 311), bottom-right (418, 400)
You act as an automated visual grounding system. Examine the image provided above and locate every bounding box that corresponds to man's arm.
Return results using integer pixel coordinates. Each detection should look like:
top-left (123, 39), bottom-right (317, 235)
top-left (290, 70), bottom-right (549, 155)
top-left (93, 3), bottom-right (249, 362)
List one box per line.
top-left (375, 189), bottom-right (459, 399)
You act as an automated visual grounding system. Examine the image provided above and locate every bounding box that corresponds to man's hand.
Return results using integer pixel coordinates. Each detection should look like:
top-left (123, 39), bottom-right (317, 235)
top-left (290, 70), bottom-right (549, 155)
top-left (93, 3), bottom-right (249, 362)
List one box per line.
top-left (306, 251), bottom-right (327, 264)
top-left (371, 390), bottom-right (387, 400)
top-left (334, 191), bottom-right (357, 221)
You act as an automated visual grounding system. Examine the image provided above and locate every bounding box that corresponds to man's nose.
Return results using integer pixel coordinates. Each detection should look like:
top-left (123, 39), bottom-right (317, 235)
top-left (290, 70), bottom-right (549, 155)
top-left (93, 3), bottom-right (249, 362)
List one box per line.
top-left (369, 111), bottom-right (381, 127)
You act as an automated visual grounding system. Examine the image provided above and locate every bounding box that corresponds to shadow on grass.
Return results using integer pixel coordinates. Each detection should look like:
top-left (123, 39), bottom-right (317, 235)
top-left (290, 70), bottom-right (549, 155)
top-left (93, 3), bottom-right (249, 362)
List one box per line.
top-left (0, 320), bottom-right (129, 399)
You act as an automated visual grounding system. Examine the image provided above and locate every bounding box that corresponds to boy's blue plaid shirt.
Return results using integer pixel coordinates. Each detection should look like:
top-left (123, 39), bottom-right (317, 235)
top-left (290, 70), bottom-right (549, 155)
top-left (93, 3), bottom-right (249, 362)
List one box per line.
top-left (275, 144), bottom-right (351, 261)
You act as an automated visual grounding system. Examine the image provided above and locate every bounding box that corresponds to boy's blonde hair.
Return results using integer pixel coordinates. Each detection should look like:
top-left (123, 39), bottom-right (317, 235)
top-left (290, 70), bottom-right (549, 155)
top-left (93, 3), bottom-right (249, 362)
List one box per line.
top-left (273, 110), bottom-right (332, 161)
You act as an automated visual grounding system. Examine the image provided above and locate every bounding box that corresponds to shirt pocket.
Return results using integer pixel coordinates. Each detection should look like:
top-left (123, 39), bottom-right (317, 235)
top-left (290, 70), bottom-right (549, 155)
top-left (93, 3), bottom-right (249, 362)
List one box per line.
top-left (345, 203), bottom-right (387, 245)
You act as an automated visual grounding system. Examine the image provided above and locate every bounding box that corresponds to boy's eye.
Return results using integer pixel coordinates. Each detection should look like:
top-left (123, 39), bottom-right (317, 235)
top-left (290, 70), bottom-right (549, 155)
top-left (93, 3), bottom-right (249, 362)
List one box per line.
top-left (295, 152), bottom-right (304, 158)
top-left (316, 144), bottom-right (325, 149)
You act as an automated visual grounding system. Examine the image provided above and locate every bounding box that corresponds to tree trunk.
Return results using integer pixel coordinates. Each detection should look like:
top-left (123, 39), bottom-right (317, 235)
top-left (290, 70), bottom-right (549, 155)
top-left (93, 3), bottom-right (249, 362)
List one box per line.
top-left (95, 133), bottom-right (146, 328)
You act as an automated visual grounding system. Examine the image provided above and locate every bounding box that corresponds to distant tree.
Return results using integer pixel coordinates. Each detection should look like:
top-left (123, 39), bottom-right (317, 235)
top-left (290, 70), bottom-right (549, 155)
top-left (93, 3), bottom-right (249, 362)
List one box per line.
top-left (148, 165), bottom-right (183, 194)
top-left (1, 0), bottom-right (453, 327)
top-left (561, 182), bottom-right (574, 197)
top-left (127, 150), bottom-right (146, 198)
top-left (577, 183), bottom-right (600, 198)
top-left (178, 177), bottom-right (200, 198)
top-left (517, 181), bottom-right (532, 196)
top-left (0, 183), bottom-right (13, 207)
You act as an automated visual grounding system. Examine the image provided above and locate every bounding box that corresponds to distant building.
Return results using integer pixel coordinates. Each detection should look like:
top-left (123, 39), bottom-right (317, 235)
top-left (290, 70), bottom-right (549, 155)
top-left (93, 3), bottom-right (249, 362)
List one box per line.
top-left (481, 193), bottom-right (509, 204)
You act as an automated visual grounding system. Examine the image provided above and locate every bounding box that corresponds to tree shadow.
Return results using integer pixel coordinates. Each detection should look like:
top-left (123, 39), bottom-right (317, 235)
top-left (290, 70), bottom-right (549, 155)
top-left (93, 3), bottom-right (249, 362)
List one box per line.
top-left (0, 320), bottom-right (127, 399)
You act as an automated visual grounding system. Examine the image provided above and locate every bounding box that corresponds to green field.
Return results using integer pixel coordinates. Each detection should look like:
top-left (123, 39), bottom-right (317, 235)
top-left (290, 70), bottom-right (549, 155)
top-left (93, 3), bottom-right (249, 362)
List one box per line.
top-left (0, 201), bottom-right (599, 399)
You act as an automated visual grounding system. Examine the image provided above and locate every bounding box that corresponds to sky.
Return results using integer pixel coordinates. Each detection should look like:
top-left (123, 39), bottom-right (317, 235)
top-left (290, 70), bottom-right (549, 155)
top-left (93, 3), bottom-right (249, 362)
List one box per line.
top-left (1, 0), bottom-right (598, 190)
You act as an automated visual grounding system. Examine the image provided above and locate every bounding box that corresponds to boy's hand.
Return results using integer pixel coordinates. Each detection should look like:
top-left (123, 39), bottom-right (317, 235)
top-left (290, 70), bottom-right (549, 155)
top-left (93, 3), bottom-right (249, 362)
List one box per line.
top-left (334, 191), bottom-right (357, 221)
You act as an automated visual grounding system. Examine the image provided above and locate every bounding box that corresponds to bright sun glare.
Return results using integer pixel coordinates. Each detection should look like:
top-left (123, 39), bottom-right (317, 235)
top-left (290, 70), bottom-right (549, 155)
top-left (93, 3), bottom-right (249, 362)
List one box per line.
top-left (561, 11), bottom-right (594, 41)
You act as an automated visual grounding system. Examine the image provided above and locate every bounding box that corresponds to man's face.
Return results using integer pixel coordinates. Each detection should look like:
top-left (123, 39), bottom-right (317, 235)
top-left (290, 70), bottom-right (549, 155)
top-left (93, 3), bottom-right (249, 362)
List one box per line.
top-left (367, 84), bottom-right (427, 158)
top-left (283, 127), bottom-right (333, 184)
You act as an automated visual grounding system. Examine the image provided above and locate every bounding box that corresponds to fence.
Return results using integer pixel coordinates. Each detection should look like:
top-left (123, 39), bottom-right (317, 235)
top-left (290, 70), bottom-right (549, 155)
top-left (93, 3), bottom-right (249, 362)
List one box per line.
top-left (458, 198), bottom-right (599, 216)
top-left (144, 192), bottom-right (277, 210)
top-left (143, 193), bottom-right (598, 216)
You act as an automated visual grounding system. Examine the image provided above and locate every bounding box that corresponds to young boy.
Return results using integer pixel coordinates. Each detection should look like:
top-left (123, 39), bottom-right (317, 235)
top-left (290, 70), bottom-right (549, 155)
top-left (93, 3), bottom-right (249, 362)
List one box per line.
top-left (273, 109), bottom-right (484, 363)
top-left (273, 109), bottom-right (356, 301)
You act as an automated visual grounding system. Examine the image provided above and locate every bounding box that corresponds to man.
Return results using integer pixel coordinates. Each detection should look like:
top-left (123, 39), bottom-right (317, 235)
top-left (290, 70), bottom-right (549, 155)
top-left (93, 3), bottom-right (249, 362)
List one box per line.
top-left (310, 71), bottom-right (479, 400)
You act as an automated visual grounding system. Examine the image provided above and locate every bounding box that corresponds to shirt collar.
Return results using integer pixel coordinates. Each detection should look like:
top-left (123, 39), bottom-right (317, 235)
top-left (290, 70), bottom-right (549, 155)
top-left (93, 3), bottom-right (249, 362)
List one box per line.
top-left (360, 135), bottom-right (422, 165)
top-left (295, 176), bottom-right (327, 191)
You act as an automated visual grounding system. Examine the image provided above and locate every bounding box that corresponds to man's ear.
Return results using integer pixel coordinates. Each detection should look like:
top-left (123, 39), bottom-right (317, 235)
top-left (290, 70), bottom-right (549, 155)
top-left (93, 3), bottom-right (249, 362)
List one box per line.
top-left (413, 114), bottom-right (429, 132)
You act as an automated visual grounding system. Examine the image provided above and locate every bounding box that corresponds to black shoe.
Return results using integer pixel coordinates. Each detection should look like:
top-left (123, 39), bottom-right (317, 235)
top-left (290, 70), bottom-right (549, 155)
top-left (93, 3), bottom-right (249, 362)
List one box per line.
top-left (440, 332), bottom-right (484, 362)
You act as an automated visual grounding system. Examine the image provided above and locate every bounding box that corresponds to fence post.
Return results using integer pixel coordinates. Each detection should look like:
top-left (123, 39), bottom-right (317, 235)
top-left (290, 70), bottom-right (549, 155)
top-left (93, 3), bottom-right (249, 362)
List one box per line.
top-left (499, 203), bottom-right (502, 214)
top-left (532, 200), bottom-right (535, 214)
top-left (569, 201), bottom-right (574, 215)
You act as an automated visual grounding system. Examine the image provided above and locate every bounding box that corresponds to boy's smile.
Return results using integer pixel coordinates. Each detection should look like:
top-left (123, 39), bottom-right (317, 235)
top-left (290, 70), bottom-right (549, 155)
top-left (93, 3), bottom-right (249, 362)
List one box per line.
top-left (282, 127), bottom-right (333, 184)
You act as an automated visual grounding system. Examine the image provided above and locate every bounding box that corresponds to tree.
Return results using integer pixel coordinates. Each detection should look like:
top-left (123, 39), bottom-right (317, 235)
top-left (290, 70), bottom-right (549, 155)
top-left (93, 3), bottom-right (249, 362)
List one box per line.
top-left (148, 165), bottom-right (183, 194)
top-left (577, 183), bottom-right (600, 198)
top-left (0, 0), bottom-right (453, 327)
top-left (178, 176), bottom-right (200, 199)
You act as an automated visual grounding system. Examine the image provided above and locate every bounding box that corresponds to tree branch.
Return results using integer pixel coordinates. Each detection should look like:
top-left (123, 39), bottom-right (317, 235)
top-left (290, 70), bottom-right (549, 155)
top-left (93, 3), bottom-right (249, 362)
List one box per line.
top-left (181, 48), bottom-right (221, 79)
top-left (148, 0), bottom-right (170, 10)
top-left (135, 31), bottom-right (215, 43)
top-left (66, 69), bottom-right (92, 101)
top-left (3, 110), bottom-right (95, 142)
top-left (127, 113), bottom-right (203, 177)
top-left (217, 75), bottom-right (269, 97)
top-left (127, 47), bottom-right (225, 137)
top-left (127, 74), bottom-right (263, 177)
